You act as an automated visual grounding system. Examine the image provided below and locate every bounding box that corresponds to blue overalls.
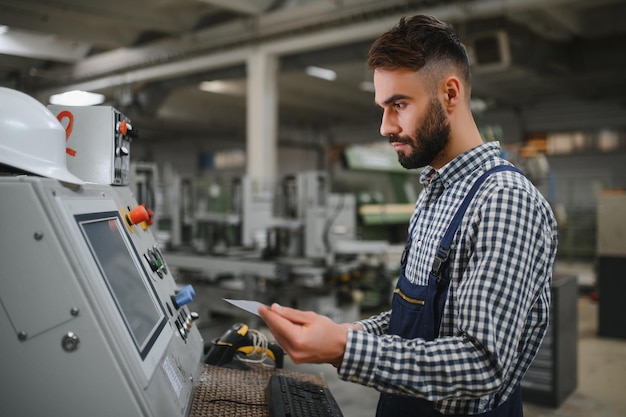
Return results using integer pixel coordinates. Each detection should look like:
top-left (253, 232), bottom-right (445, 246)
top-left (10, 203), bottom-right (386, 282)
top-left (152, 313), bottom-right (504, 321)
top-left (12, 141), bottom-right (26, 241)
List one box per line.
top-left (376, 165), bottom-right (524, 417)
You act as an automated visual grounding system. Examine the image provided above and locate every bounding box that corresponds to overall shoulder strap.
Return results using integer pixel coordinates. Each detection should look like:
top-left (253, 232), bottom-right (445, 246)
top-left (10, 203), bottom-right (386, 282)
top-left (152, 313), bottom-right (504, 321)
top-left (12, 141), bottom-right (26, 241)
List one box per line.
top-left (431, 164), bottom-right (524, 279)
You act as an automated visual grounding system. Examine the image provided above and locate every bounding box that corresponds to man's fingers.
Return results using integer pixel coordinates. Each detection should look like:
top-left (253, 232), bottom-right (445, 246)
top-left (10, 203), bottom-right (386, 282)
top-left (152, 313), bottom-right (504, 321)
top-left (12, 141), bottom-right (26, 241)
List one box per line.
top-left (258, 304), bottom-right (300, 353)
top-left (258, 304), bottom-right (271, 316)
top-left (258, 303), bottom-right (348, 365)
top-left (259, 303), bottom-right (314, 325)
top-left (258, 304), bottom-right (300, 338)
top-left (268, 303), bottom-right (314, 325)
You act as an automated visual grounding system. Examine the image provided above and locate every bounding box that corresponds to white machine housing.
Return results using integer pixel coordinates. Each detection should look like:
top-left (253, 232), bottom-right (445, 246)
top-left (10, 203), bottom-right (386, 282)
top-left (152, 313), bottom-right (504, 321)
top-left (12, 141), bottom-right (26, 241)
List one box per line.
top-left (0, 176), bottom-right (203, 417)
top-left (47, 105), bottom-right (135, 185)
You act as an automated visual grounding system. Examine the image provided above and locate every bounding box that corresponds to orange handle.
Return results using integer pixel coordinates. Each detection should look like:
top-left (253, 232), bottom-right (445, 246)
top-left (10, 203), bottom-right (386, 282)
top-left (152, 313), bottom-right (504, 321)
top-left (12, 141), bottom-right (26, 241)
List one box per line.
top-left (56, 110), bottom-right (77, 157)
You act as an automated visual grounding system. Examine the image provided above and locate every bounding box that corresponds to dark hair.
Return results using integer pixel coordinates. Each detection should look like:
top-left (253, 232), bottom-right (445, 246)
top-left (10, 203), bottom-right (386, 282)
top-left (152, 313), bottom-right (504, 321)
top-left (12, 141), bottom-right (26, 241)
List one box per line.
top-left (368, 15), bottom-right (471, 89)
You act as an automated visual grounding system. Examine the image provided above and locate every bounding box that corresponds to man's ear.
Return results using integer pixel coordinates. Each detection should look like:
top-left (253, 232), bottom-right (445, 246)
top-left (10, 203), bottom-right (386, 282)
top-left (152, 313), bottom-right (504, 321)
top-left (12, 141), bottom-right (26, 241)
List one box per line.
top-left (442, 76), bottom-right (462, 113)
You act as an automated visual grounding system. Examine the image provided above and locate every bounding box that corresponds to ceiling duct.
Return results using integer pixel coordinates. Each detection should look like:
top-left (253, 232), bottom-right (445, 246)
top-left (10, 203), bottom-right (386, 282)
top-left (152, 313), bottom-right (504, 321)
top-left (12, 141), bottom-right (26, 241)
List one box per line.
top-left (465, 30), bottom-right (512, 72)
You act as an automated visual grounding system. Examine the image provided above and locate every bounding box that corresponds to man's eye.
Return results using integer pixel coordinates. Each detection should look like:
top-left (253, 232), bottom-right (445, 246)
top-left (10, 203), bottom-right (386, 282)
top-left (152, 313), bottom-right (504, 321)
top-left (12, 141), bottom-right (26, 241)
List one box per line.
top-left (394, 102), bottom-right (406, 110)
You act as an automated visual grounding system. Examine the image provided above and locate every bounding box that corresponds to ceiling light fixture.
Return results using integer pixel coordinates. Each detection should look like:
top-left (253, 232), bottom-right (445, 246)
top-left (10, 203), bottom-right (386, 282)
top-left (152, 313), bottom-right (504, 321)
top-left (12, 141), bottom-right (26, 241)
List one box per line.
top-left (198, 80), bottom-right (245, 96)
top-left (49, 90), bottom-right (105, 106)
top-left (199, 80), bottom-right (229, 93)
top-left (305, 66), bottom-right (336, 81)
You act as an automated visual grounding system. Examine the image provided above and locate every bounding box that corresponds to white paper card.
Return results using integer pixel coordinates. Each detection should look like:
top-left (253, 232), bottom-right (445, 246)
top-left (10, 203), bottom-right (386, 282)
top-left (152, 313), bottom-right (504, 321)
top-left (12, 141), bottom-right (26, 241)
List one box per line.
top-left (223, 299), bottom-right (267, 317)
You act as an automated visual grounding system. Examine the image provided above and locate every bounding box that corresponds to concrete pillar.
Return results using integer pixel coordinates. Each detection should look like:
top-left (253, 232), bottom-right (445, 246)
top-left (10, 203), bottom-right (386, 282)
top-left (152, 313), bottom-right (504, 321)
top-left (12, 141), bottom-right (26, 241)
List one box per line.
top-left (246, 47), bottom-right (278, 191)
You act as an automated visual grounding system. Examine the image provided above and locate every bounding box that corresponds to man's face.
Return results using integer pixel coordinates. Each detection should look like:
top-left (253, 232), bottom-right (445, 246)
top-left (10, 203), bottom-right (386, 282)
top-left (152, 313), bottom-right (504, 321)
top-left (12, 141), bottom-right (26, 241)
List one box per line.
top-left (374, 69), bottom-right (451, 169)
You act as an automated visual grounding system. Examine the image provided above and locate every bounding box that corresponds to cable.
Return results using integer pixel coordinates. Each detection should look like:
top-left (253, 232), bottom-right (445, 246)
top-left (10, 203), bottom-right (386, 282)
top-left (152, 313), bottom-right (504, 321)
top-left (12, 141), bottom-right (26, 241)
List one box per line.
top-left (206, 398), bottom-right (267, 407)
top-left (235, 328), bottom-right (272, 366)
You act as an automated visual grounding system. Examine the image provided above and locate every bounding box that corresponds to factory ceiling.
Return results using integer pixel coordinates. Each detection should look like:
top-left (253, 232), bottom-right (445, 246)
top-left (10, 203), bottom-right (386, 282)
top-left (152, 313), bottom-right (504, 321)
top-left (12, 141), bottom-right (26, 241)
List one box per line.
top-left (1, 0), bottom-right (626, 144)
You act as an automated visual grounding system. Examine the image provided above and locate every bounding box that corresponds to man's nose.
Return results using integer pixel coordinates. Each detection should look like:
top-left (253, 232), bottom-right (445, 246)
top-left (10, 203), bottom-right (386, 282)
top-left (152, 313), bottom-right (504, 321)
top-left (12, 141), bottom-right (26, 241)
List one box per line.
top-left (380, 110), bottom-right (400, 137)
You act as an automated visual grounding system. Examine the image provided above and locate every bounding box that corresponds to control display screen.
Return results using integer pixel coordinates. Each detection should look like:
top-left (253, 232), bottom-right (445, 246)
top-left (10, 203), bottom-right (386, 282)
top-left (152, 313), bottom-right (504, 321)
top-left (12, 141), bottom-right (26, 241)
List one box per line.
top-left (77, 212), bottom-right (166, 358)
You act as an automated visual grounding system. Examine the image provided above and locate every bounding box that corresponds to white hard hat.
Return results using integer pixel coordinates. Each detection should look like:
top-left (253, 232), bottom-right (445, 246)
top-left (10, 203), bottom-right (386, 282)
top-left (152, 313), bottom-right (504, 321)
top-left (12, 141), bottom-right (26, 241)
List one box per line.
top-left (0, 87), bottom-right (85, 184)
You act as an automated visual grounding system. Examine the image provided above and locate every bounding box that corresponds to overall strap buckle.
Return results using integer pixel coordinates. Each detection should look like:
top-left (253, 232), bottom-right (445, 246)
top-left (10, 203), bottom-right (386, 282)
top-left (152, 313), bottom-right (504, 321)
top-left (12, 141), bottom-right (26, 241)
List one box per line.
top-left (431, 246), bottom-right (450, 277)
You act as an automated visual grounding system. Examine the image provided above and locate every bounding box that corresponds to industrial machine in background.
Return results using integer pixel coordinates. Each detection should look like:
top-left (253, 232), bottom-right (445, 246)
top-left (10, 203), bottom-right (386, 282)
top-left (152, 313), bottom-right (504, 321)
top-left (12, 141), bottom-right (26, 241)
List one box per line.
top-left (131, 146), bottom-right (408, 325)
top-left (0, 88), bottom-right (203, 417)
top-left (129, 157), bottom-right (399, 326)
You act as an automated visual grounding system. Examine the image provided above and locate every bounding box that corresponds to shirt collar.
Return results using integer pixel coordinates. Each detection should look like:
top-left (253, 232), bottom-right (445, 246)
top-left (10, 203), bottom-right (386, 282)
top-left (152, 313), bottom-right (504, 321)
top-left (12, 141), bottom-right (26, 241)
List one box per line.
top-left (419, 141), bottom-right (502, 189)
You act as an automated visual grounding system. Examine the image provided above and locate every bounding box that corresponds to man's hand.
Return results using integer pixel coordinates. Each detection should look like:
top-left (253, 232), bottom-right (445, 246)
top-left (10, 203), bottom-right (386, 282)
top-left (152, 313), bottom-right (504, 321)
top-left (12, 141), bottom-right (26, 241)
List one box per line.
top-left (258, 303), bottom-right (356, 367)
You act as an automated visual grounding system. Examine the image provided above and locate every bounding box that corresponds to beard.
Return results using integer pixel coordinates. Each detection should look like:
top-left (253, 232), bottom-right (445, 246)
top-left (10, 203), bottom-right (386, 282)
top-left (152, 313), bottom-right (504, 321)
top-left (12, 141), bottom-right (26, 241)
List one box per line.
top-left (389, 98), bottom-right (451, 169)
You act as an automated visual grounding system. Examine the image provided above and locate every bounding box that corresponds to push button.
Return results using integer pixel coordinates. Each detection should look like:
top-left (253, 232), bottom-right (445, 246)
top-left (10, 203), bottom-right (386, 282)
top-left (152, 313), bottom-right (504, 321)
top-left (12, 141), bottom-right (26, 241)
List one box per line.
top-left (125, 204), bottom-right (154, 230)
top-left (172, 285), bottom-right (196, 309)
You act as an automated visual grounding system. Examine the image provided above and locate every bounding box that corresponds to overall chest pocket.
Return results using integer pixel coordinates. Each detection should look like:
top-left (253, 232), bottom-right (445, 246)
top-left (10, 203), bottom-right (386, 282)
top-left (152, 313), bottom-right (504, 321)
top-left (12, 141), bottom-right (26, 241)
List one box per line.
top-left (388, 284), bottom-right (432, 339)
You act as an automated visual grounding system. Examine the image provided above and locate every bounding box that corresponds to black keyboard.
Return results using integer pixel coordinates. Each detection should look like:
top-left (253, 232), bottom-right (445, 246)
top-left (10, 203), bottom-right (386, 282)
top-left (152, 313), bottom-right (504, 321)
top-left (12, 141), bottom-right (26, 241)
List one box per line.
top-left (266, 374), bottom-right (344, 417)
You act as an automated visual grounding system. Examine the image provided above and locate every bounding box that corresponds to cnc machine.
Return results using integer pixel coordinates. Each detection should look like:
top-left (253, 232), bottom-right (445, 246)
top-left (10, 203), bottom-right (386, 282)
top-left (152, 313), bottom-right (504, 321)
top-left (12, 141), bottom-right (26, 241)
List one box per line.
top-left (0, 88), bottom-right (204, 417)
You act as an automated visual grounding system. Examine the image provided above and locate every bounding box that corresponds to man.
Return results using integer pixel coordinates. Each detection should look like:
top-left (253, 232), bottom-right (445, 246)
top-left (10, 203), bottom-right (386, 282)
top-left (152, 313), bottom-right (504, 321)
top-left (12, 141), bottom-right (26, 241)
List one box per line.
top-left (259, 14), bottom-right (558, 416)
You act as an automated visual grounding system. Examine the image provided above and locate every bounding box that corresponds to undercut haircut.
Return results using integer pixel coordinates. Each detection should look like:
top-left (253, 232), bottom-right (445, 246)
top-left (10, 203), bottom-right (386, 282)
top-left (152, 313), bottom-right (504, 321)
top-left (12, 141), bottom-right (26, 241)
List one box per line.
top-left (368, 15), bottom-right (471, 95)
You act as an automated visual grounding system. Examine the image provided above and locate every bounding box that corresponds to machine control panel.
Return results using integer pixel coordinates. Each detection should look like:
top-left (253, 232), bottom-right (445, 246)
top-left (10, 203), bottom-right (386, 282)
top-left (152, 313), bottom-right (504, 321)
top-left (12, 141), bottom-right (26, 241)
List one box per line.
top-left (0, 178), bottom-right (204, 417)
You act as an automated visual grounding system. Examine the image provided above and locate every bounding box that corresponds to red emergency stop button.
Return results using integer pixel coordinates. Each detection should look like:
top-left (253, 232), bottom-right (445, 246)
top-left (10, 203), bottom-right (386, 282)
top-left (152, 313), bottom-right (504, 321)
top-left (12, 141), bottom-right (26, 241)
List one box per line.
top-left (126, 205), bottom-right (154, 226)
top-left (118, 120), bottom-right (128, 136)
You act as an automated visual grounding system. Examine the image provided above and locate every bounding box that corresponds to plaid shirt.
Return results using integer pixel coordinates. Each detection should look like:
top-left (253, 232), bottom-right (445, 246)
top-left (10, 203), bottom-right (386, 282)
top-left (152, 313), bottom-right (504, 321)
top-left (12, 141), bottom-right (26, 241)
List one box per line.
top-left (338, 142), bottom-right (558, 415)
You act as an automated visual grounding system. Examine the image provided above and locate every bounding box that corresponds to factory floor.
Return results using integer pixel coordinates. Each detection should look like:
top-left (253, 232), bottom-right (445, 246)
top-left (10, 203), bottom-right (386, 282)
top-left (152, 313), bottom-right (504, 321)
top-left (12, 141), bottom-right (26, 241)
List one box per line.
top-left (198, 262), bottom-right (626, 417)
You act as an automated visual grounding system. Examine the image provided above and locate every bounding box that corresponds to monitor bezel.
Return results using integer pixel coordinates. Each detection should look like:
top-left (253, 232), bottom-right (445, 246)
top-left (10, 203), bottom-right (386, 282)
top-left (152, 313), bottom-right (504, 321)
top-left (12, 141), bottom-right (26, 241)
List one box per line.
top-left (76, 211), bottom-right (167, 359)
